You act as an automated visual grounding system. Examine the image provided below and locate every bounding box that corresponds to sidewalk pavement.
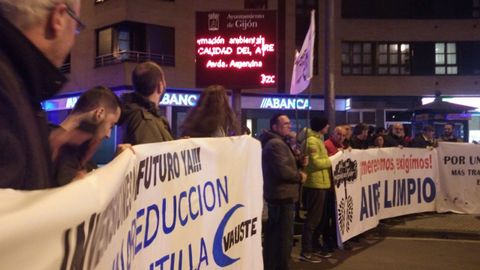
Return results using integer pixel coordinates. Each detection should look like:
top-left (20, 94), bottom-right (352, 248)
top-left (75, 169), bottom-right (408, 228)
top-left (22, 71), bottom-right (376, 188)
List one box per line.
top-left (290, 212), bottom-right (480, 269)
top-left (373, 212), bottom-right (480, 240)
top-left (291, 211), bottom-right (480, 245)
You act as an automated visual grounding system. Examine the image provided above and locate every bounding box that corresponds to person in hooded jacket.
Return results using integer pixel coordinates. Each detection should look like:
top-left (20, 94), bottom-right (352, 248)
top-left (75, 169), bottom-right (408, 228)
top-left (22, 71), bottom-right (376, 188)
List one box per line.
top-left (299, 116), bottom-right (333, 263)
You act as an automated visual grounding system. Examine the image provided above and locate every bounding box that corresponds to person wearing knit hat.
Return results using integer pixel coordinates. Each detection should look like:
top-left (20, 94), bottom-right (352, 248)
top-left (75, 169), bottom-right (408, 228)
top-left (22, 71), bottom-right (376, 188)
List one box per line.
top-left (299, 116), bottom-right (333, 262)
top-left (310, 117), bottom-right (329, 133)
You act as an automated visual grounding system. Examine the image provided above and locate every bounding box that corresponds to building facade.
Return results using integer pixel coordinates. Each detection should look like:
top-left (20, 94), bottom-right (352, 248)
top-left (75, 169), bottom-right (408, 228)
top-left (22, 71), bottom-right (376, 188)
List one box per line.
top-left (52, 0), bottom-right (480, 142)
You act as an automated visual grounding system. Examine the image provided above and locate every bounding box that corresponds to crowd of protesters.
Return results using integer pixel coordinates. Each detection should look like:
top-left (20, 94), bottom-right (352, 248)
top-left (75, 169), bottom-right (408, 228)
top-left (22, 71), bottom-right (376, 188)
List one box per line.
top-left (261, 115), bottom-right (467, 269)
top-left (0, 3), bottom-right (471, 270)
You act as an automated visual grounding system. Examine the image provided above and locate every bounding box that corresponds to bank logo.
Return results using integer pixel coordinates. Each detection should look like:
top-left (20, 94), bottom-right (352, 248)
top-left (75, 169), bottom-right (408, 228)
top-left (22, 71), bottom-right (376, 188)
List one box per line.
top-left (212, 204), bottom-right (258, 268)
top-left (333, 159), bottom-right (357, 234)
top-left (208, 13), bottom-right (220, 31)
top-left (259, 97), bottom-right (310, 110)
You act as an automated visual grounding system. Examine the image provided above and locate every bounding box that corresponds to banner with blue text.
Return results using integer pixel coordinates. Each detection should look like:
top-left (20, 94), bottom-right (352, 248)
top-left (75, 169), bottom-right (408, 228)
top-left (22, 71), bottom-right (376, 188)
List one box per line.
top-left (0, 136), bottom-right (263, 270)
top-left (331, 147), bottom-right (439, 243)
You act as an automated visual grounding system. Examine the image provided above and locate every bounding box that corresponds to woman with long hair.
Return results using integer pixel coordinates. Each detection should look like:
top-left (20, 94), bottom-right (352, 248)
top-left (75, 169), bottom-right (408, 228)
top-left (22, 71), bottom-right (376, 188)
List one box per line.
top-left (180, 84), bottom-right (240, 137)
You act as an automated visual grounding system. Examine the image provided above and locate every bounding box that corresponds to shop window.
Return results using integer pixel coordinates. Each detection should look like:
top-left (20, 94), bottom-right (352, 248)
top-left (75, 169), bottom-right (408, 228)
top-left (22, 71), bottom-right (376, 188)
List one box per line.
top-left (342, 42), bottom-right (373, 75)
top-left (347, 111), bottom-right (360, 124)
top-left (385, 111), bottom-right (412, 122)
top-left (347, 110), bottom-right (376, 125)
top-left (435, 42), bottom-right (458, 75)
top-left (363, 111), bottom-right (376, 124)
top-left (377, 43), bottom-right (410, 75)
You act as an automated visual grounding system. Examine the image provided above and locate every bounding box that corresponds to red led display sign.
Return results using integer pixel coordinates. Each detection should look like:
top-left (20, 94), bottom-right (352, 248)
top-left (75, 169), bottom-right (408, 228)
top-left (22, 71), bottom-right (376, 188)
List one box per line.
top-left (196, 11), bottom-right (277, 89)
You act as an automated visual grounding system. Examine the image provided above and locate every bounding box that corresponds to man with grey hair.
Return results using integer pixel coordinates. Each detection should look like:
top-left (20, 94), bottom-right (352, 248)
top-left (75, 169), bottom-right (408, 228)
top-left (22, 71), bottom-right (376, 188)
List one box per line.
top-left (384, 123), bottom-right (408, 147)
top-left (0, 0), bottom-right (82, 189)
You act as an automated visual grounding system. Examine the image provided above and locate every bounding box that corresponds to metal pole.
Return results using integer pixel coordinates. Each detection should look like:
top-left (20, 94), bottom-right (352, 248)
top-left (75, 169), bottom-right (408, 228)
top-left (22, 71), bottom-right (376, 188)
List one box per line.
top-left (278, 0), bottom-right (286, 93)
top-left (324, 0), bottom-right (336, 127)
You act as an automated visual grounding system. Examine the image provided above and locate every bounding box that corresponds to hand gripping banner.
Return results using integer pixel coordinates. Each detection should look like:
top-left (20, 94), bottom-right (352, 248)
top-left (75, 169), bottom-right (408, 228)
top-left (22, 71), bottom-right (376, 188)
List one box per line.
top-left (0, 136), bottom-right (264, 270)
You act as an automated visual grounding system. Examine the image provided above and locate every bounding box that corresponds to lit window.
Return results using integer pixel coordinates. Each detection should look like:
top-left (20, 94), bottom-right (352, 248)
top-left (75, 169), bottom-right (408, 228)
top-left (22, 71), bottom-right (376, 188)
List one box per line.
top-left (435, 42), bottom-right (457, 75)
top-left (376, 42), bottom-right (410, 75)
top-left (341, 42), bottom-right (373, 75)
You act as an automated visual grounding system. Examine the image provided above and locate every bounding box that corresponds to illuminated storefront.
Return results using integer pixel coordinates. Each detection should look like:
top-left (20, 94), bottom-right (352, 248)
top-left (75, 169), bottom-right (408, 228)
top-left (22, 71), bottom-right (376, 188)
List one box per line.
top-left (42, 89), bottom-right (347, 138)
top-left (422, 97), bottom-right (480, 142)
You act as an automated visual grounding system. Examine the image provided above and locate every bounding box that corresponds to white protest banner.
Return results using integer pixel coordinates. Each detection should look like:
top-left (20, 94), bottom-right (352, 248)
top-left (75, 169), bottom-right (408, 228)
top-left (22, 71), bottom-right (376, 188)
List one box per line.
top-left (0, 136), bottom-right (263, 270)
top-left (289, 10), bottom-right (315, 95)
top-left (436, 142), bottom-right (480, 214)
top-left (331, 147), bottom-right (438, 242)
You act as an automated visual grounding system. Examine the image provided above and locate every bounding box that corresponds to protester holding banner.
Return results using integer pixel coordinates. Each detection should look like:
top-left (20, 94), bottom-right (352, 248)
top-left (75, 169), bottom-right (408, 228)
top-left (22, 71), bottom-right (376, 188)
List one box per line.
top-left (342, 124), bottom-right (353, 148)
top-left (384, 123), bottom-right (409, 147)
top-left (323, 125), bottom-right (348, 251)
top-left (410, 125), bottom-right (437, 148)
top-left (300, 116), bottom-right (333, 263)
top-left (371, 134), bottom-right (385, 148)
top-left (49, 86), bottom-right (124, 185)
top-left (0, 0), bottom-right (81, 189)
top-left (121, 61), bottom-right (173, 144)
top-left (325, 126), bottom-right (346, 155)
top-left (439, 123), bottom-right (462, 142)
top-left (350, 123), bottom-right (370, 150)
top-left (260, 113), bottom-right (307, 270)
top-left (180, 84), bottom-right (240, 137)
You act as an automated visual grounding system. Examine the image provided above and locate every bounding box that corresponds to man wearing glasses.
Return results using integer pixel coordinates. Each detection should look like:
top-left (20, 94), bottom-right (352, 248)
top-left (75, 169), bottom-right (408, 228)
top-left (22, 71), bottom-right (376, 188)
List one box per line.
top-left (0, 0), bottom-right (83, 189)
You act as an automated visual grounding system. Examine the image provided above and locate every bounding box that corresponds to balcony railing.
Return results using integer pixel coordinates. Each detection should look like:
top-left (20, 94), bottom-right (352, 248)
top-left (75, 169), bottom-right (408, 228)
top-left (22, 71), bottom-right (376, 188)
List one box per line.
top-left (95, 51), bottom-right (175, 67)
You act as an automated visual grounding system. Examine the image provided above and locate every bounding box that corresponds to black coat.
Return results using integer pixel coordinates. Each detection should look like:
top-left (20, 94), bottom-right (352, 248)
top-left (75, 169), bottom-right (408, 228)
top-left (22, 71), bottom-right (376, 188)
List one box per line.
top-left (384, 133), bottom-right (408, 147)
top-left (0, 16), bottom-right (66, 189)
top-left (410, 135), bottom-right (435, 148)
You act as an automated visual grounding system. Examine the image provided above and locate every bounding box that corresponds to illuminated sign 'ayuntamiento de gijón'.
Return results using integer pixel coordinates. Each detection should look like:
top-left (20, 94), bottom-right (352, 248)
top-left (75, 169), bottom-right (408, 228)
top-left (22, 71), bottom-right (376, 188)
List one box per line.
top-left (195, 11), bottom-right (277, 89)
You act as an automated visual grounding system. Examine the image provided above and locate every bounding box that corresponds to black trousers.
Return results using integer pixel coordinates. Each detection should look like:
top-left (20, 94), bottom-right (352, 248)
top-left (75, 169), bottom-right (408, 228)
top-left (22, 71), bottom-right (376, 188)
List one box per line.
top-left (301, 187), bottom-right (327, 253)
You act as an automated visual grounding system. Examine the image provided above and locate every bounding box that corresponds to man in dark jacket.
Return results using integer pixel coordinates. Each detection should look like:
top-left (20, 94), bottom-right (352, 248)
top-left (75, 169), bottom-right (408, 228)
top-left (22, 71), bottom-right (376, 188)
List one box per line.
top-left (350, 123), bottom-right (369, 149)
top-left (384, 123), bottom-right (408, 147)
top-left (410, 125), bottom-right (437, 148)
top-left (260, 113), bottom-right (307, 270)
top-left (121, 61), bottom-right (174, 144)
top-left (0, 0), bottom-right (82, 189)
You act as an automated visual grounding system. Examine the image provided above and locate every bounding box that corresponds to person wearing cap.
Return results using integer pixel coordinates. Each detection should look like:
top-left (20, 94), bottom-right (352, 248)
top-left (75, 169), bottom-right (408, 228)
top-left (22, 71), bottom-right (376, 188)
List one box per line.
top-left (300, 116), bottom-right (333, 263)
top-left (410, 125), bottom-right (437, 148)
